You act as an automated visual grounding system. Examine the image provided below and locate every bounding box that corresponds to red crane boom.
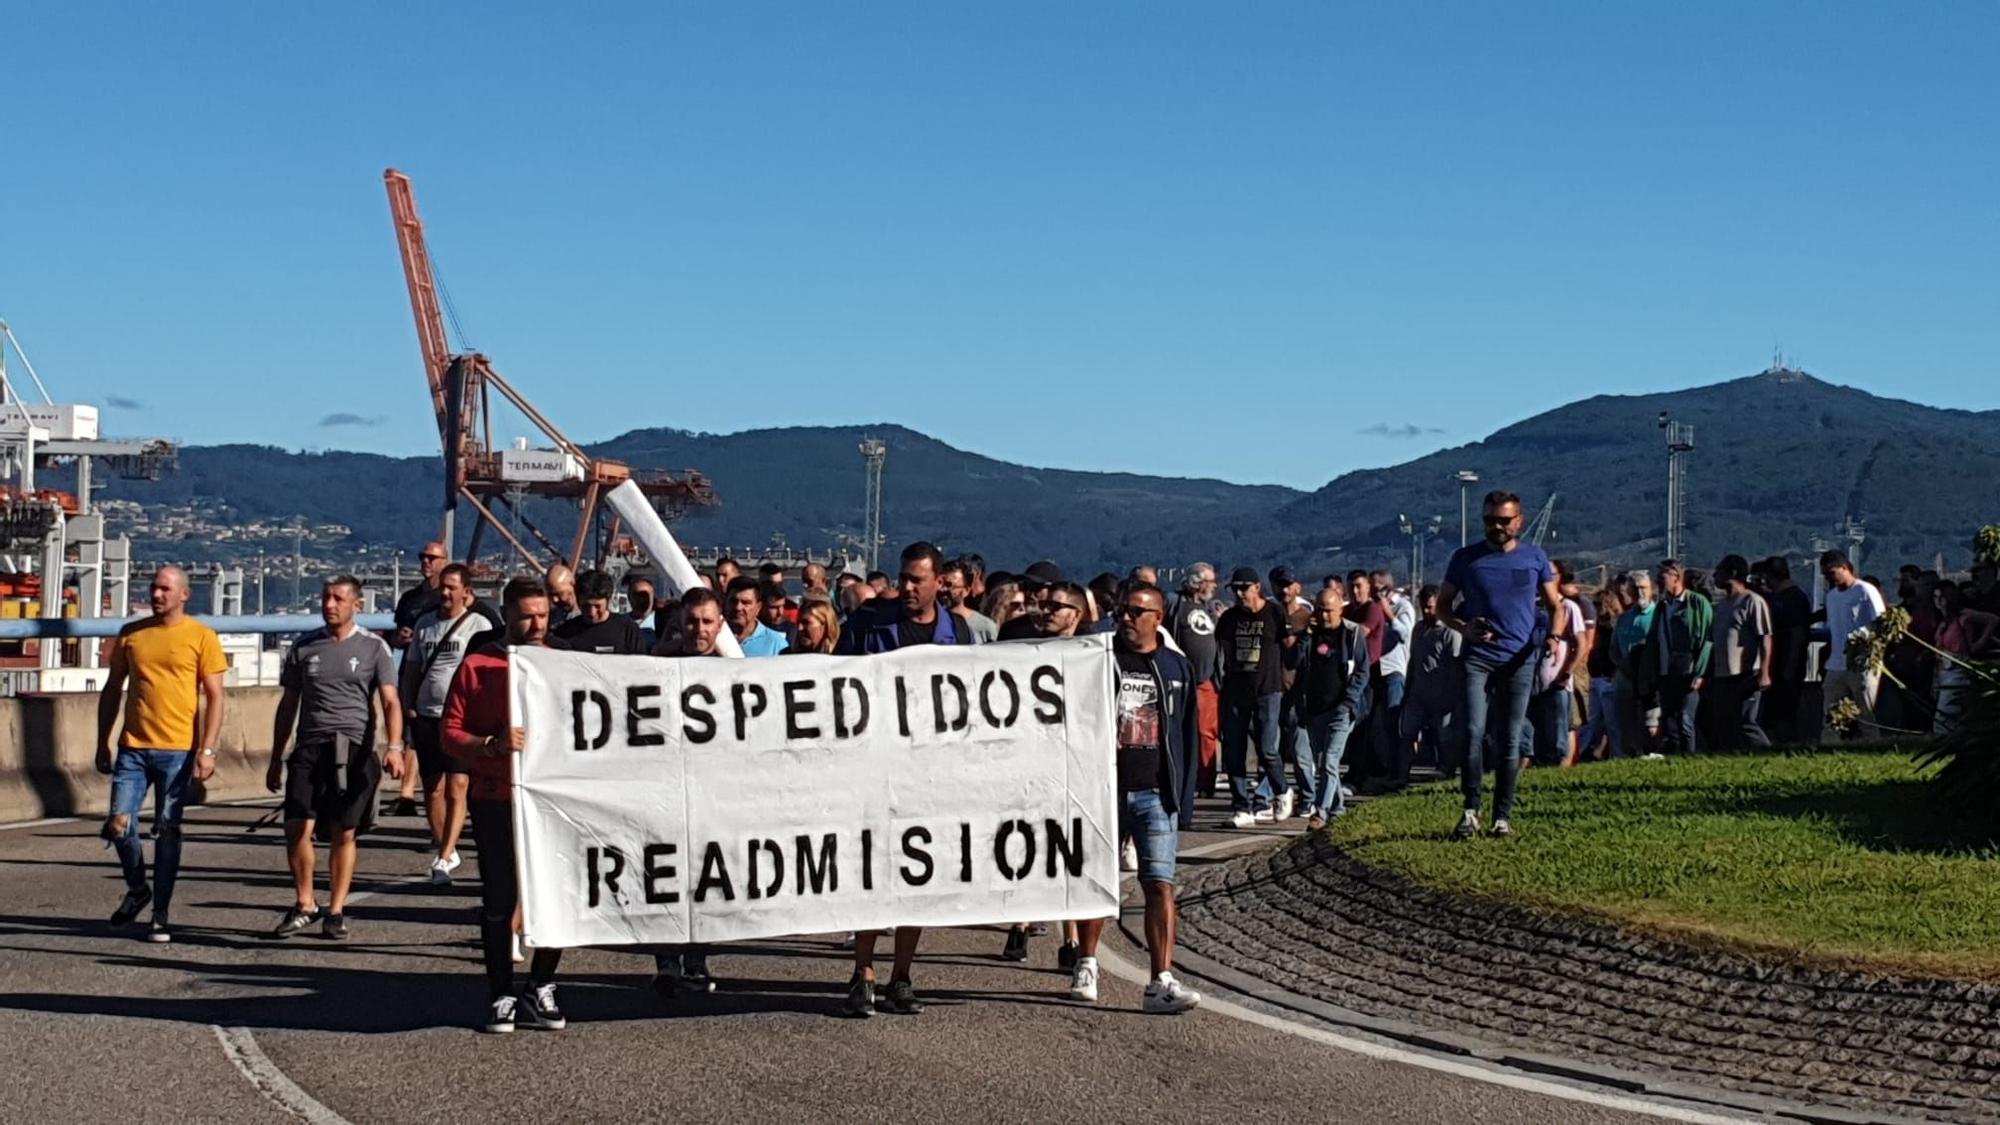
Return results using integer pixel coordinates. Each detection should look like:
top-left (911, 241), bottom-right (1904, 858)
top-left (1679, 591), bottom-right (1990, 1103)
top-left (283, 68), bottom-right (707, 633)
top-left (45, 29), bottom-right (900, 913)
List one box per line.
top-left (381, 168), bottom-right (715, 570)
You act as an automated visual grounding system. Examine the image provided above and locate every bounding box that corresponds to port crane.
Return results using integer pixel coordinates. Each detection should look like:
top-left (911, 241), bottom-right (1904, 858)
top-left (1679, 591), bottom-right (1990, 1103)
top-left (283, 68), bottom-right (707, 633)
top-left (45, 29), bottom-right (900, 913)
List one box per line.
top-left (1527, 492), bottom-right (1558, 547)
top-left (383, 169), bottom-right (715, 569)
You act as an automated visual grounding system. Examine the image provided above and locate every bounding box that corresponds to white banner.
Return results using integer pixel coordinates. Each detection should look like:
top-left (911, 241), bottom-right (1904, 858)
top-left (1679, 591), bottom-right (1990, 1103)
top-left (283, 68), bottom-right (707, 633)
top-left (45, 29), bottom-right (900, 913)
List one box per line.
top-left (509, 636), bottom-right (1119, 947)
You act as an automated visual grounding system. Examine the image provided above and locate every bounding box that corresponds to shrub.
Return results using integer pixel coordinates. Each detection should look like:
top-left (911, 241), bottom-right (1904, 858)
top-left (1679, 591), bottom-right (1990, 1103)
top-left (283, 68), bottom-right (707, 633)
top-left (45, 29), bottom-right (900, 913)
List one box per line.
top-left (1915, 660), bottom-right (2000, 833)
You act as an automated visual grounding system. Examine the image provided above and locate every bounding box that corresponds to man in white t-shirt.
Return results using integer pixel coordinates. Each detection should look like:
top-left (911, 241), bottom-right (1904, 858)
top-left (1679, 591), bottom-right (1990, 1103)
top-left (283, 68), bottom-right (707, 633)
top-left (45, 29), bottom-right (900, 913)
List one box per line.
top-left (399, 563), bottom-right (498, 882)
top-left (1819, 549), bottom-right (1885, 744)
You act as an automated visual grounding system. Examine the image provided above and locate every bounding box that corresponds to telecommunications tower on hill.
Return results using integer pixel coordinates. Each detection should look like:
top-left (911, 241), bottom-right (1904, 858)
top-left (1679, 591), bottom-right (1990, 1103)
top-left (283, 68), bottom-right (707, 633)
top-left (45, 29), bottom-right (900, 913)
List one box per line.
top-left (859, 437), bottom-right (886, 573)
top-left (1660, 411), bottom-right (1695, 559)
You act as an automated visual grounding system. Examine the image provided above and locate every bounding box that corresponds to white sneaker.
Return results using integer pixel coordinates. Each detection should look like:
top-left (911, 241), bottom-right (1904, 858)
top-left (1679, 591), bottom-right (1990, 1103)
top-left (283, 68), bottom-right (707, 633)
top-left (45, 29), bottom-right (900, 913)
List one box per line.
top-left (1229, 811), bottom-right (1257, 829)
top-left (1253, 807), bottom-right (1276, 823)
top-left (429, 856), bottom-right (453, 885)
top-left (442, 851), bottom-right (463, 873)
top-left (1069, 956), bottom-right (1100, 1002)
top-left (1143, 972), bottom-right (1201, 1014)
top-left (511, 933), bottom-right (525, 964)
top-left (1340, 784), bottom-right (1355, 799)
top-left (1119, 839), bottom-right (1138, 872)
top-left (1640, 752), bottom-right (1667, 761)
top-left (1275, 789), bottom-right (1296, 821)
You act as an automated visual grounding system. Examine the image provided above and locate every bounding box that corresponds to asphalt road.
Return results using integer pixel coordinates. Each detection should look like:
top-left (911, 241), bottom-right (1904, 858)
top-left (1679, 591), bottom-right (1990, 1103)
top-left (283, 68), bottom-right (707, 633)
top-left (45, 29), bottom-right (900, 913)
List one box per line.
top-left (0, 798), bottom-right (1723, 1125)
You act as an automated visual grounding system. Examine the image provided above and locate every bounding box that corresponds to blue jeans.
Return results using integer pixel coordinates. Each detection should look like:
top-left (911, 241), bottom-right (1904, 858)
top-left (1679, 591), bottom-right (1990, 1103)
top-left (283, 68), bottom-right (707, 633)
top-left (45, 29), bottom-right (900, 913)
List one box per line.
top-left (1399, 693), bottom-right (1459, 774)
top-left (1528, 684), bottom-right (1572, 767)
top-left (1277, 695), bottom-right (1309, 801)
top-left (1575, 677), bottom-right (1620, 760)
top-left (109, 749), bottom-right (197, 914)
top-left (1119, 788), bottom-right (1179, 884)
top-left (1298, 709), bottom-right (1358, 818)
top-left (1658, 675), bottom-right (1701, 755)
top-left (1460, 649), bottom-right (1535, 820)
top-left (1221, 691), bottom-right (1286, 812)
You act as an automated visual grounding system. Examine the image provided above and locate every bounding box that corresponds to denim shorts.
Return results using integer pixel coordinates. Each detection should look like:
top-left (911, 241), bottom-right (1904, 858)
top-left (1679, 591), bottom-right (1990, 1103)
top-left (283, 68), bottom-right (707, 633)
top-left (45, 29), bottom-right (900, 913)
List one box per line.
top-left (1119, 788), bottom-right (1178, 885)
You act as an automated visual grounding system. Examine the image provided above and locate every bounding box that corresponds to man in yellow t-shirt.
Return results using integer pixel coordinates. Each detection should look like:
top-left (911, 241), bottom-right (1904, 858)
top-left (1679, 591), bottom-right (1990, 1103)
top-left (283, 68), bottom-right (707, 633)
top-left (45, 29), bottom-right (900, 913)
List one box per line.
top-left (95, 566), bottom-right (228, 943)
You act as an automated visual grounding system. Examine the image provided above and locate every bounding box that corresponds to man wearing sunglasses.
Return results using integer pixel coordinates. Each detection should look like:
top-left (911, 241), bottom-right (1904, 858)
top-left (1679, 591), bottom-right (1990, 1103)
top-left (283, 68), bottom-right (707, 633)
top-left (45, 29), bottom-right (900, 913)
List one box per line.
top-left (1068, 583), bottom-right (1202, 1014)
top-left (1435, 490), bottom-right (1570, 840)
top-left (997, 579), bottom-right (1090, 964)
top-left (392, 540), bottom-right (451, 651)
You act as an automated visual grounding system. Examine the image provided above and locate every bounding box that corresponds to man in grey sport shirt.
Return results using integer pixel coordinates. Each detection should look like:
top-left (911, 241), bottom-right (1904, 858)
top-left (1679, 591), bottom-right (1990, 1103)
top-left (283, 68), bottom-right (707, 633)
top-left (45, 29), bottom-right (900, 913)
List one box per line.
top-left (266, 576), bottom-right (404, 941)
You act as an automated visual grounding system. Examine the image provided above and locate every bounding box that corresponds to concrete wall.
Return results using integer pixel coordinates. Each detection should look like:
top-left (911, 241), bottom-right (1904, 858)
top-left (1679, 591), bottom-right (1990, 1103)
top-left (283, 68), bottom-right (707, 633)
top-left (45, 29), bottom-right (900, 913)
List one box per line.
top-left (0, 687), bottom-right (289, 824)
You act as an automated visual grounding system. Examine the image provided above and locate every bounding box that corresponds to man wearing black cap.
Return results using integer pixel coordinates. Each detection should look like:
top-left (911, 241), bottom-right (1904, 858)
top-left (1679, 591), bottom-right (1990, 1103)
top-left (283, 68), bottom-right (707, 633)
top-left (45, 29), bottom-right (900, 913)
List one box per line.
top-left (999, 560), bottom-right (1067, 640)
top-left (1216, 567), bottom-right (1291, 828)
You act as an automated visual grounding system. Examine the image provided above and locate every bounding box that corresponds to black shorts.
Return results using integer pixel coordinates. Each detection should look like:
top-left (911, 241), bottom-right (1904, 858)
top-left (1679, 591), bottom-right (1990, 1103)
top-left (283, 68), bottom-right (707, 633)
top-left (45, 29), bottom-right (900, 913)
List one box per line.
top-left (283, 738), bottom-right (383, 831)
top-left (410, 716), bottom-right (463, 787)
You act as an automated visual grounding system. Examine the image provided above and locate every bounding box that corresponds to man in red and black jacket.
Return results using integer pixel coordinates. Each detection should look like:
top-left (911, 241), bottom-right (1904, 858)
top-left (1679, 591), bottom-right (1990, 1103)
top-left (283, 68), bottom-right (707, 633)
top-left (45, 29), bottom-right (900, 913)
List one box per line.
top-left (443, 576), bottom-right (566, 1035)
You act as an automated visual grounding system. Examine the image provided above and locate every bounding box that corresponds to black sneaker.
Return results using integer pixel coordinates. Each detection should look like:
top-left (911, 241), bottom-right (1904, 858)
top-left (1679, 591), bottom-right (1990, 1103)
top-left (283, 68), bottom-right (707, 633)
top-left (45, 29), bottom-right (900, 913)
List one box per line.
top-left (516, 983), bottom-right (566, 1030)
top-left (482, 994), bottom-right (518, 1034)
top-left (1000, 928), bottom-right (1029, 962)
top-left (270, 906), bottom-right (321, 939)
top-left (649, 964), bottom-right (681, 1003)
top-left (876, 978), bottom-right (923, 1015)
top-left (147, 914), bottom-right (173, 944)
top-left (322, 912), bottom-right (350, 940)
top-left (681, 955), bottom-right (716, 994)
top-left (110, 886), bottom-right (152, 926)
top-left (1057, 941), bottom-right (1080, 973)
top-left (842, 973), bottom-right (876, 1019)
top-left (388, 797), bottom-right (421, 818)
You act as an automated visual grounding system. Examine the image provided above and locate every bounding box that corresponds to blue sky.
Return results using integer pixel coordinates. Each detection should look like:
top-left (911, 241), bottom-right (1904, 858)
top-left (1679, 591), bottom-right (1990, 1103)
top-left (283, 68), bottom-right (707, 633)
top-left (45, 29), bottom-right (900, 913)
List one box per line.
top-left (4, 2), bottom-right (1995, 489)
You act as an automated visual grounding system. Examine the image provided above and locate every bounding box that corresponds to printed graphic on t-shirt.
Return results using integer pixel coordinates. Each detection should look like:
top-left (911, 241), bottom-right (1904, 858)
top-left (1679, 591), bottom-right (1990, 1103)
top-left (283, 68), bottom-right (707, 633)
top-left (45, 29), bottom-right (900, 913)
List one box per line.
top-left (1230, 620), bottom-right (1267, 669)
top-left (1117, 670), bottom-right (1162, 749)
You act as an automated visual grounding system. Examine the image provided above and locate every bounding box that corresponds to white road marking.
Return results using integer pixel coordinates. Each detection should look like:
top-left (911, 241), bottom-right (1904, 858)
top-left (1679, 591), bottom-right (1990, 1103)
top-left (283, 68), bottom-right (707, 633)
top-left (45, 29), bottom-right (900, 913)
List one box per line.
top-left (1103, 829), bottom-right (1758, 1124)
top-left (213, 1025), bottom-right (355, 1125)
top-left (1091, 945), bottom-right (1753, 1124)
top-left (210, 867), bottom-right (436, 1121)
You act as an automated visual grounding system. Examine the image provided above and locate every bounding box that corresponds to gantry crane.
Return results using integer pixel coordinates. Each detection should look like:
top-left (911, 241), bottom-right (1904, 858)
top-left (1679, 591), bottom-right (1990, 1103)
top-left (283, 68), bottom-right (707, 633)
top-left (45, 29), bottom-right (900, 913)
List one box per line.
top-left (383, 169), bottom-right (715, 569)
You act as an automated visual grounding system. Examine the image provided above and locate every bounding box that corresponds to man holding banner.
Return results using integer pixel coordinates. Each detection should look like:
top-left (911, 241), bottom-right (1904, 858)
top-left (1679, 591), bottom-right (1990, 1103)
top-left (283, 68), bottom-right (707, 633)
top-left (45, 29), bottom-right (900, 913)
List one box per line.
top-left (649, 586), bottom-right (727, 999)
top-left (1070, 582), bottom-right (1202, 1013)
top-left (833, 541), bottom-right (979, 1017)
top-left (444, 576), bottom-right (569, 1034)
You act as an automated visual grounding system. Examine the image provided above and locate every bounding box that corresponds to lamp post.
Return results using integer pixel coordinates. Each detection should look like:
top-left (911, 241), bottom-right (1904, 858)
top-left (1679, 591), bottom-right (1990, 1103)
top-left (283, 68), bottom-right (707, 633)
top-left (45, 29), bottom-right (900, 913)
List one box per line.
top-left (1455, 470), bottom-right (1480, 547)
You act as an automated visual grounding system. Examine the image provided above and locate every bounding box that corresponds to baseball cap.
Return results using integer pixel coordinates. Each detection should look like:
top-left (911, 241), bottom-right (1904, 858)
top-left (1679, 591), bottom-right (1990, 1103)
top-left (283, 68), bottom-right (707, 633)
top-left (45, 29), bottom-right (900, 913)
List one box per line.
top-left (1024, 560), bottom-right (1065, 589)
top-left (1228, 566), bottom-right (1261, 588)
top-left (1268, 565), bottom-right (1296, 589)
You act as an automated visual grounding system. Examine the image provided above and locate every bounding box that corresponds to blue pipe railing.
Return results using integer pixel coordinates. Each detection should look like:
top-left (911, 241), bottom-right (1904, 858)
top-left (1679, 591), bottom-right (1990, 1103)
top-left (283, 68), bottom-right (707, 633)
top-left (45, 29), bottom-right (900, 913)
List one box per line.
top-left (0, 613), bottom-right (397, 639)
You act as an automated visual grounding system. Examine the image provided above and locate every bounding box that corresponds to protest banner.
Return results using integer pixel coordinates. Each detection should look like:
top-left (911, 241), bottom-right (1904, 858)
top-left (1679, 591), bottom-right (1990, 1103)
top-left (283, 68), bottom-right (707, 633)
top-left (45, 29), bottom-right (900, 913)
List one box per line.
top-left (509, 635), bottom-right (1119, 947)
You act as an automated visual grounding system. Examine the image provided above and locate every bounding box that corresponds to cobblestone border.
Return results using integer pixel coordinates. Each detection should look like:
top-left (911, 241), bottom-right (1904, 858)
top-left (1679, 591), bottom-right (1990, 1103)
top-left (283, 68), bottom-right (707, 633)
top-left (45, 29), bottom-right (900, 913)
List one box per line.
top-left (1170, 834), bottom-right (2000, 1124)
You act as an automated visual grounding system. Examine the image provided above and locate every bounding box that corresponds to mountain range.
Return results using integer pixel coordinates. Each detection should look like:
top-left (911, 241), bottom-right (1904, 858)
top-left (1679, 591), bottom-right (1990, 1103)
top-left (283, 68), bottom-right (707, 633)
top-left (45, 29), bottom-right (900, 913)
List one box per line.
top-left (94, 367), bottom-right (2000, 579)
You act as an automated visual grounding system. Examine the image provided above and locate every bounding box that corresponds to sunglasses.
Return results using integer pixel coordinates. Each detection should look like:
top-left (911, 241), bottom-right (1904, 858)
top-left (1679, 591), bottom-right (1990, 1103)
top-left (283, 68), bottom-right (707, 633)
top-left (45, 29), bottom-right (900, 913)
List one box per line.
top-left (1113, 604), bottom-right (1157, 620)
top-left (421, 553), bottom-right (447, 562)
top-left (1039, 600), bottom-right (1083, 614)
top-left (1230, 583), bottom-right (1254, 592)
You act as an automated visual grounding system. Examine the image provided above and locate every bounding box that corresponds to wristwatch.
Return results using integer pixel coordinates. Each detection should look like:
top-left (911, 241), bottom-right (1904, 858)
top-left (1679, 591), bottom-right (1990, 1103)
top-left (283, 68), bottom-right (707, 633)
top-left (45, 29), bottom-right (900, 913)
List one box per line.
top-left (198, 748), bottom-right (216, 758)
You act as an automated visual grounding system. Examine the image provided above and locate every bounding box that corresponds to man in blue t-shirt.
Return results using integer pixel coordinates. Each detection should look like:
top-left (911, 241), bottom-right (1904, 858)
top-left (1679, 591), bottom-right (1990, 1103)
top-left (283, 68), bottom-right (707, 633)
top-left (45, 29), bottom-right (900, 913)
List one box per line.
top-left (1434, 490), bottom-right (1569, 840)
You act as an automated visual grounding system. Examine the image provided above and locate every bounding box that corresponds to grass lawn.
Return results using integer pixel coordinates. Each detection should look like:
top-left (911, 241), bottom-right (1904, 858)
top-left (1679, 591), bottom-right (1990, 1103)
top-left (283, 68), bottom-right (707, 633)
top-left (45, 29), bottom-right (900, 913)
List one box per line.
top-left (1333, 746), bottom-right (2000, 979)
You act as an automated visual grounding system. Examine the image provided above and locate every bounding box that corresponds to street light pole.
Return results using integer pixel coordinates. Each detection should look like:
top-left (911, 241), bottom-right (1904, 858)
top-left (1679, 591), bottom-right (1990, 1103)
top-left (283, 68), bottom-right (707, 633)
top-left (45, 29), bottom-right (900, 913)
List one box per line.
top-left (1455, 470), bottom-right (1480, 547)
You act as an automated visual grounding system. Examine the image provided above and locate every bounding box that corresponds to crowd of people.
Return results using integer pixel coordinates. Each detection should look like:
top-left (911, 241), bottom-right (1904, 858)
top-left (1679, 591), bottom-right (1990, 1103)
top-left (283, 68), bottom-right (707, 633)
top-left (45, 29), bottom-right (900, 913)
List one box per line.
top-left (86, 487), bottom-right (2000, 1031)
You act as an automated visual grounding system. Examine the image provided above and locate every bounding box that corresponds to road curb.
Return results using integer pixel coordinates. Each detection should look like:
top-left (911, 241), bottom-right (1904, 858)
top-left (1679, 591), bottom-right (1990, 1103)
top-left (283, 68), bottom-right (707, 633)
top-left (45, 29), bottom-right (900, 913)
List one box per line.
top-left (1123, 843), bottom-right (1961, 1125)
